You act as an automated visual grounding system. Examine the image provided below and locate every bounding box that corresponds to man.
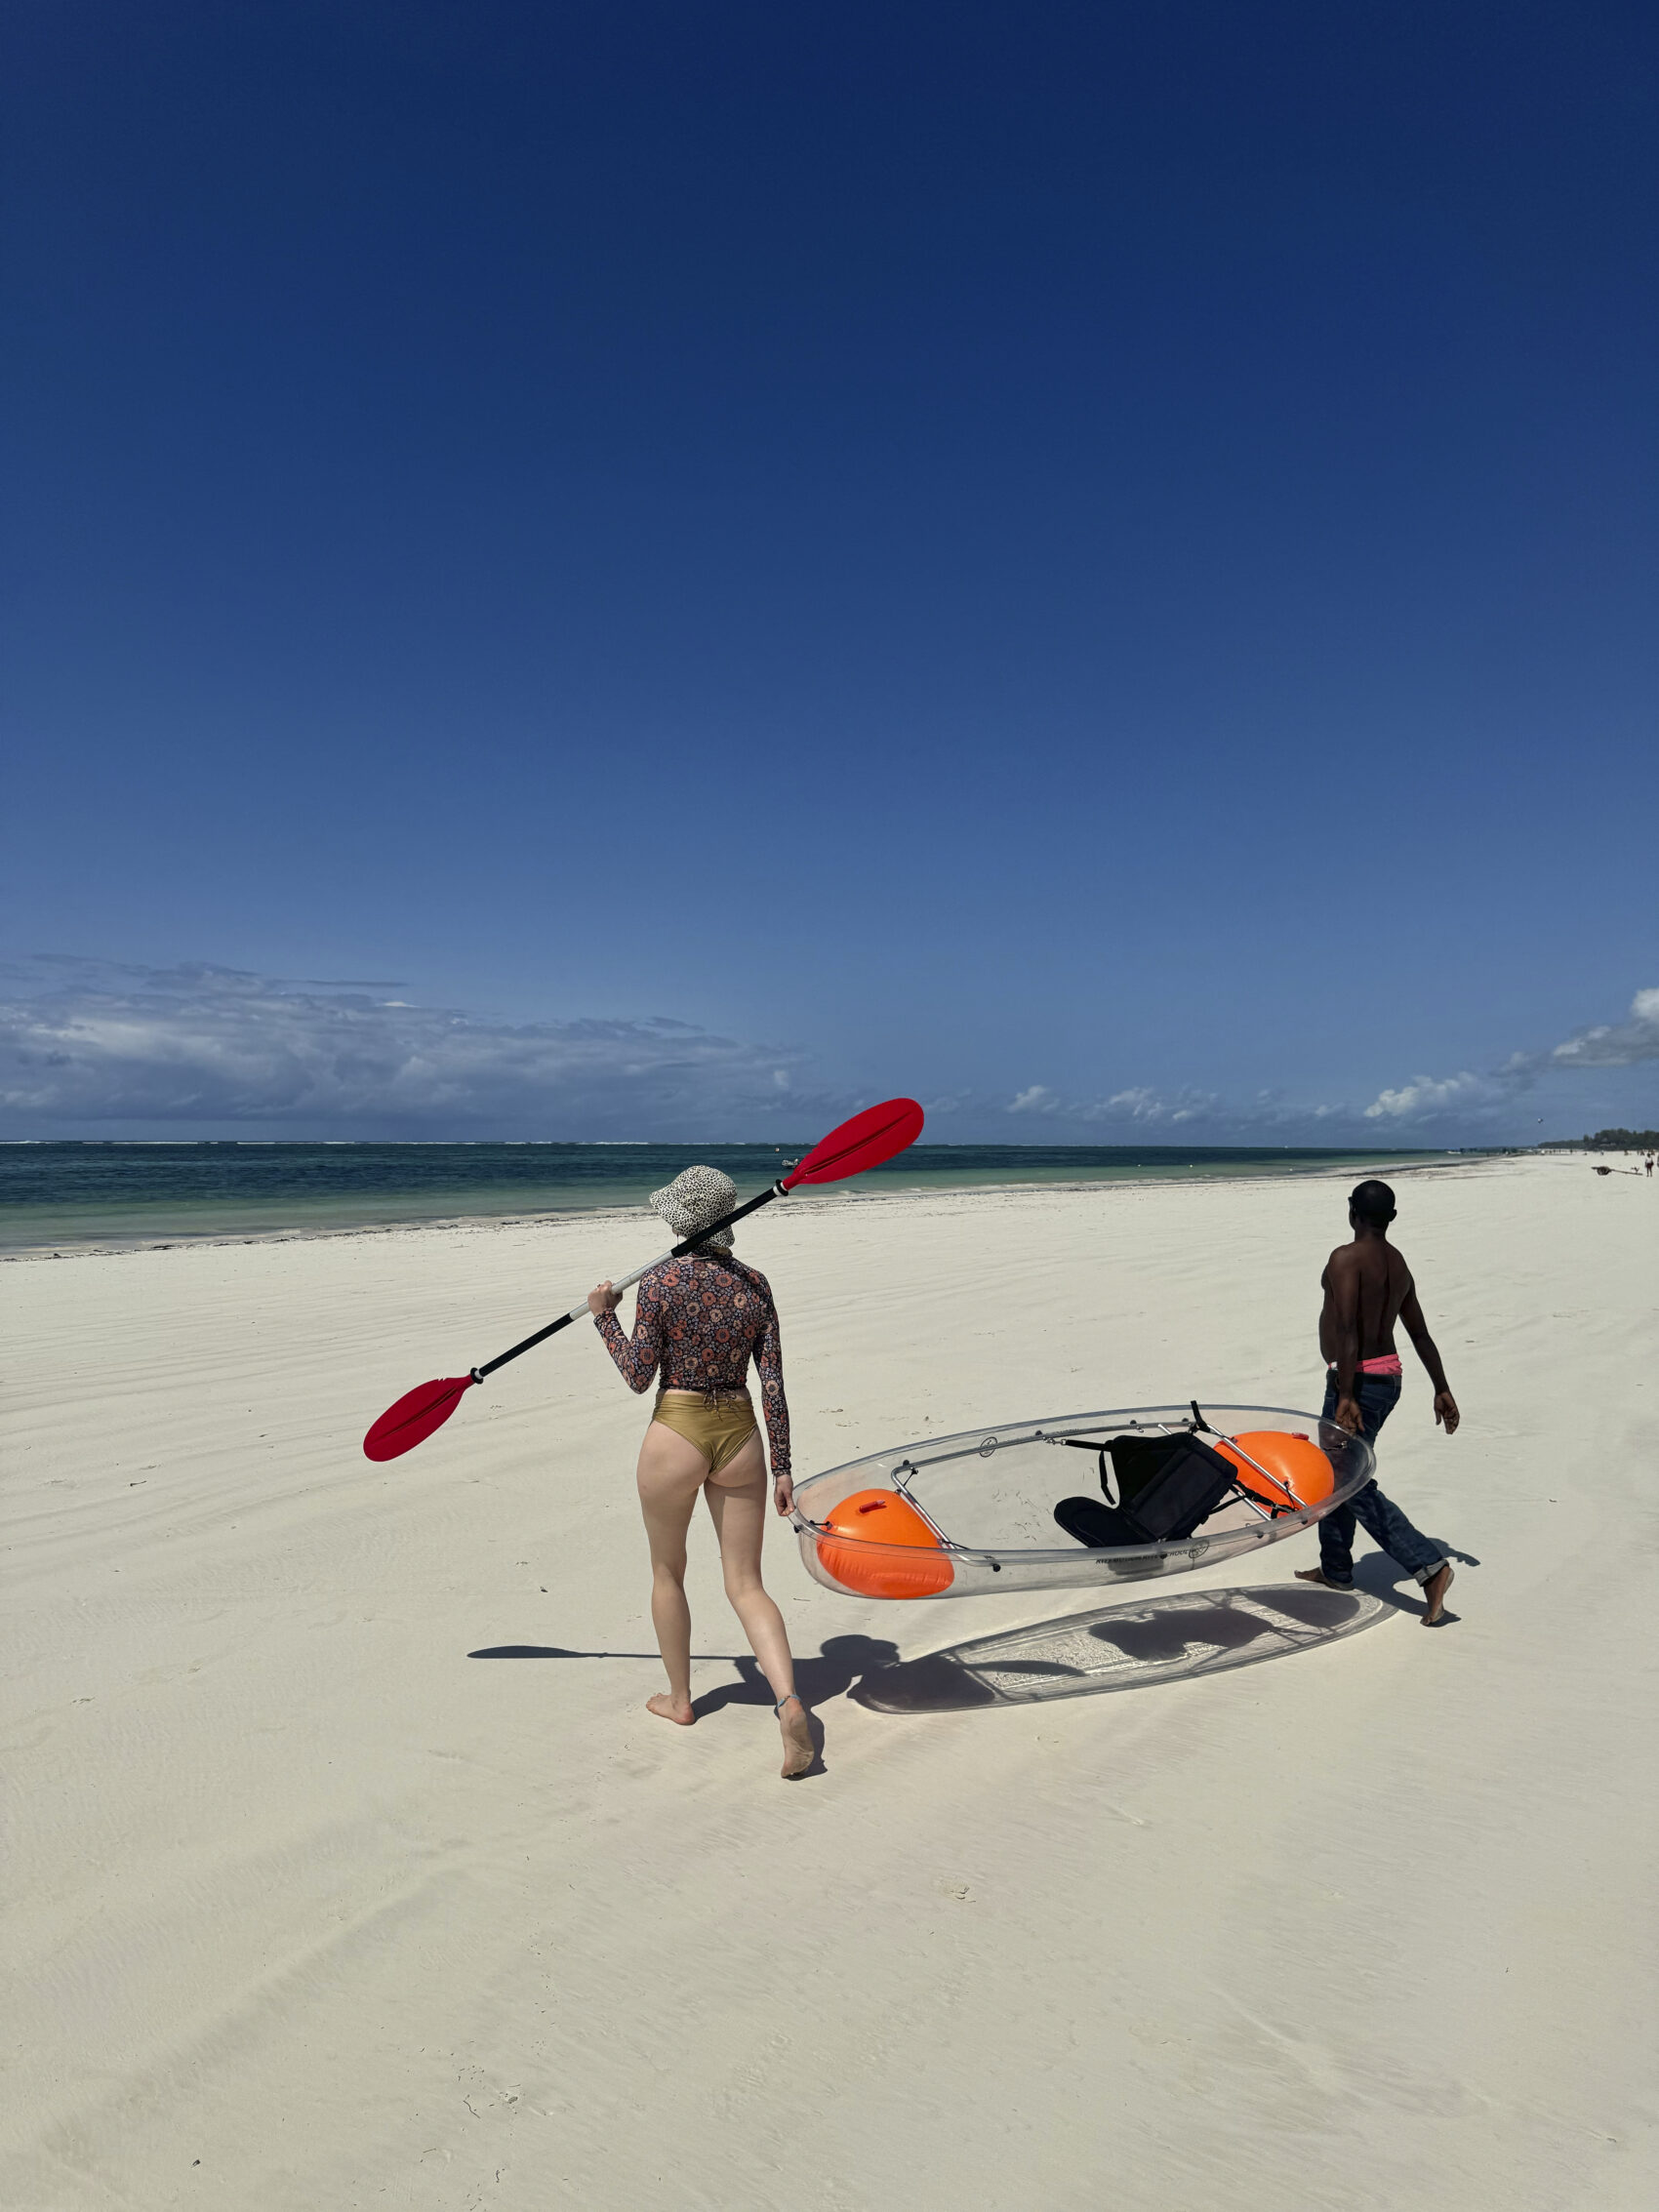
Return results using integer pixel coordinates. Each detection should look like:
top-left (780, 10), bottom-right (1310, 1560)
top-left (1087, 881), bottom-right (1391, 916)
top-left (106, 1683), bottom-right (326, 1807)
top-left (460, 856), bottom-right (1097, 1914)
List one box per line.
top-left (1296, 1180), bottom-right (1460, 1625)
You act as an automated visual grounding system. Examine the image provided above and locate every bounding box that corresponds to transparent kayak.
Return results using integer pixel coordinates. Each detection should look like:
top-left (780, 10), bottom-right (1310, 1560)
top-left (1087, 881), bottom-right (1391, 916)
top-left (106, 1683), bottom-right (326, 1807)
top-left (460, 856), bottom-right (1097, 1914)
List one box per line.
top-left (790, 1401), bottom-right (1376, 1600)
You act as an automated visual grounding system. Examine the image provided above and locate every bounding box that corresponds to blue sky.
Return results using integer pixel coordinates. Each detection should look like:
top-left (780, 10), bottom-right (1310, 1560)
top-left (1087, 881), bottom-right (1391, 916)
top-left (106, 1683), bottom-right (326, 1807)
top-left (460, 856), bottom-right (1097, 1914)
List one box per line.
top-left (4, 2), bottom-right (1656, 1143)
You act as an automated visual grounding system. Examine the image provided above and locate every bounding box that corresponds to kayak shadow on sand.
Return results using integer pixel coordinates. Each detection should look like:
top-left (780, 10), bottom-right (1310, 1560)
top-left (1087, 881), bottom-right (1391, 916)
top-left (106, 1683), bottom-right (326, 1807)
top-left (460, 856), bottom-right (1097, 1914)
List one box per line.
top-left (466, 1576), bottom-right (1423, 1715)
top-left (848, 1583), bottom-right (1393, 1712)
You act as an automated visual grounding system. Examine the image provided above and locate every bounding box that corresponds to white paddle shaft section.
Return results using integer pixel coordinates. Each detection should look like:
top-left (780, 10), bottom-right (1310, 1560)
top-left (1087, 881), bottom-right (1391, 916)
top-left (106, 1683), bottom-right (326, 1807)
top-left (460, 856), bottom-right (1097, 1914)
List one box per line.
top-left (563, 1248), bottom-right (677, 1324)
top-left (476, 1183), bottom-right (789, 1382)
top-left (560, 1197), bottom-right (785, 1323)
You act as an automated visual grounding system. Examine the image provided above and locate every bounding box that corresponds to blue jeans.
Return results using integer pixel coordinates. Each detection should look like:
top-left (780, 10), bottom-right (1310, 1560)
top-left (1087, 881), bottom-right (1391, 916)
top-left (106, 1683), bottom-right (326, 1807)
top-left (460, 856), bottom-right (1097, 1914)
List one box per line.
top-left (1318, 1373), bottom-right (1445, 1587)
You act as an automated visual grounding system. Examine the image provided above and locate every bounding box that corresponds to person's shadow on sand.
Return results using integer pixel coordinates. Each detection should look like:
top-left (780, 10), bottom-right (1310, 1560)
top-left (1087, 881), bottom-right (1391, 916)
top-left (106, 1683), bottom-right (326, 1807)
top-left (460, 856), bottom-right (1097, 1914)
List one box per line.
top-left (686, 1633), bottom-right (901, 1716)
top-left (465, 1633), bottom-right (903, 1777)
top-left (1354, 1544), bottom-right (1478, 1627)
top-left (466, 1632), bottom-right (899, 1702)
top-left (687, 1636), bottom-right (901, 1777)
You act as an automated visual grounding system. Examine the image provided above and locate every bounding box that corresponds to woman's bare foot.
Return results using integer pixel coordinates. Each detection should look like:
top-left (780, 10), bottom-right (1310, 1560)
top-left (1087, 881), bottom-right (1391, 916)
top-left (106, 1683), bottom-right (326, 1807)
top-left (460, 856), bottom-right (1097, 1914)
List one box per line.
top-left (1294, 1568), bottom-right (1352, 1592)
top-left (776, 1692), bottom-right (813, 1779)
top-left (647, 1691), bottom-right (696, 1725)
top-left (1421, 1562), bottom-right (1455, 1626)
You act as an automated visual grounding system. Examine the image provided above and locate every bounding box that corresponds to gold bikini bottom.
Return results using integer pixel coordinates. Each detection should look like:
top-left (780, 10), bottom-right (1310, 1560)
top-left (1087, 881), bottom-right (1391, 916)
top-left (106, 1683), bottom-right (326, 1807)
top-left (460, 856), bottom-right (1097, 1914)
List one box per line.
top-left (651, 1388), bottom-right (759, 1474)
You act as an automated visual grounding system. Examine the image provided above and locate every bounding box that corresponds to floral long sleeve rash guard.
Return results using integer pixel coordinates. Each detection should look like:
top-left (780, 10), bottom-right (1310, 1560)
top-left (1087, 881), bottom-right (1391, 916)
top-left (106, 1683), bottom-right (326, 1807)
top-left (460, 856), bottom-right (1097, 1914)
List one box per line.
top-left (594, 1252), bottom-right (791, 1476)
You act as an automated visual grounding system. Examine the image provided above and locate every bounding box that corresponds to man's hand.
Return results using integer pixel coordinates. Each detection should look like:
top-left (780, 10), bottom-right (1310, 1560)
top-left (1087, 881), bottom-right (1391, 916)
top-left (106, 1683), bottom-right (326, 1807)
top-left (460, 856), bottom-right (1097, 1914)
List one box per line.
top-left (773, 1472), bottom-right (796, 1517)
top-left (1334, 1394), bottom-right (1363, 1435)
top-left (587, 1279), bottom-right (621, 1317)
top-left (1434, 1390), bottom-right (1460, 1435)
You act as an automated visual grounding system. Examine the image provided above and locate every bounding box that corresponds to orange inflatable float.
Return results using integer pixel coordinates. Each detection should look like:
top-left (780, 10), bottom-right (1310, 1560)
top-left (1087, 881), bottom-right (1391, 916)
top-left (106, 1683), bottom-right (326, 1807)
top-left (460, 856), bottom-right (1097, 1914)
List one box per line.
top-left (1212, 1430), bottom-right (1334, 1513)
top-left (815, 1488), bottom-right (955, 1598)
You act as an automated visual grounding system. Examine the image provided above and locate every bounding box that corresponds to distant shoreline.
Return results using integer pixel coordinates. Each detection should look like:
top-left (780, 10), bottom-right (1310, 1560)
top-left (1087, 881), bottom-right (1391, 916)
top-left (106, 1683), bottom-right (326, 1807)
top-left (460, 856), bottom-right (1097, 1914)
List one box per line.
top-left (1, 1146), bottom-right (1484, 1261)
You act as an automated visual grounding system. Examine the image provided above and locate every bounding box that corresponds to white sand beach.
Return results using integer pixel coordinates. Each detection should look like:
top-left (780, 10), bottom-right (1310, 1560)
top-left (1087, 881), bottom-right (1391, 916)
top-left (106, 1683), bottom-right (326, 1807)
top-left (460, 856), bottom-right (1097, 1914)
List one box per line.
top-left (4, 1155), bottom-right (1654, 2210)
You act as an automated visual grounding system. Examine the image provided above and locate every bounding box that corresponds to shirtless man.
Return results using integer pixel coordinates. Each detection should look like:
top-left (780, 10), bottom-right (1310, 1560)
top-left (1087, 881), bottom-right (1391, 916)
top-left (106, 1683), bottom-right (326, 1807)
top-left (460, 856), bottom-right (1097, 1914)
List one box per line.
top-left (1295, 1180), bottom-right (1460, 1626)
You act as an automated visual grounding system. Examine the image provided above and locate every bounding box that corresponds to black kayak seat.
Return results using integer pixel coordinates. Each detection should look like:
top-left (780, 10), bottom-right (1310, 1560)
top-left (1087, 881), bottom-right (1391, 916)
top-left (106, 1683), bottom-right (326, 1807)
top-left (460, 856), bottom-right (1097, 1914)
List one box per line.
top-left (1054, 1430), bottom-right (1238, 1549)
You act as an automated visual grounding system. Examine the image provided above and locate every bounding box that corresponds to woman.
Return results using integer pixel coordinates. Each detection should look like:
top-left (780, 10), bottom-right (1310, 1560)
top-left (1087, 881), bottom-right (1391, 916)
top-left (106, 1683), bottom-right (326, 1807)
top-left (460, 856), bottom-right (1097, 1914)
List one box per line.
top-left (587, 1165), bottom-right (814, 1779)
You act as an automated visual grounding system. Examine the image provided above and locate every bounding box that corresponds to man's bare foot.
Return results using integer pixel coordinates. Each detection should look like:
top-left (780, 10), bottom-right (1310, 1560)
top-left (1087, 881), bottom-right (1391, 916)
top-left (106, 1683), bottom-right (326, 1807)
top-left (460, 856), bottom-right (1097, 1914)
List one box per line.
top-left (1294, 1568), bottom-right (1352, 1591)
top-left (1421, 1562), bottom-right (1455, 1626)
top-left (777, 1693), bottom-right (813, 1780)
top-left (647, 1691), bottom-right (696, 1725)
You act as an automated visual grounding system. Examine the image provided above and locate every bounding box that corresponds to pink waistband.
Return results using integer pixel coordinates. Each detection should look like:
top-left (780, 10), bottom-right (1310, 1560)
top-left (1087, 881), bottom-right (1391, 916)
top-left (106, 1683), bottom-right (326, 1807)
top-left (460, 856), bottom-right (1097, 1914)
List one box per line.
top-left (1329, 1354), bottom-right (1402, 1379)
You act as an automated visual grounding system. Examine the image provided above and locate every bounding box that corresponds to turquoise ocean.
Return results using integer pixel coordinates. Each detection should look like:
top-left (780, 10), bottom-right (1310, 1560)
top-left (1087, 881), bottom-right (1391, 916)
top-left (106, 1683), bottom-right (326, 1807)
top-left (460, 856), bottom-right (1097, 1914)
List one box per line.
top-left (1, 1142), bottom-right (1453, 1254)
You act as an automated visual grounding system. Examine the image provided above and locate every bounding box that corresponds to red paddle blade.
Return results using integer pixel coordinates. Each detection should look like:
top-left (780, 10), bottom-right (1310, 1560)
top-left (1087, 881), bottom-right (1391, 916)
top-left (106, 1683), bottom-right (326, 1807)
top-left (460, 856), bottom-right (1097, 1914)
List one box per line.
top-left (363, 1375), bottom-right (476, 1462)
top-left (783, 1098), bottom-right (924, 1188)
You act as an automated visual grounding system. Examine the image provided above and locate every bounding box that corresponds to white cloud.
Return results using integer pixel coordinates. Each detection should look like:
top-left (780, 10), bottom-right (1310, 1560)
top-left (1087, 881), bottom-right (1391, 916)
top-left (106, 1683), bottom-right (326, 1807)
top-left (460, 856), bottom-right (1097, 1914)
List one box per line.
top-left (0, 958), bottom-right (815, 1137)
top-left (1005, 1083), bottom-right (1232, 1128)
top-left (1364, 1071), bottom-right (1494, 1120)
top-left (18, 958), bottom-right (1650, 1146)
top-left (1545, 986), bottom-right (1659, 1069)
top-left (1095, 1087), bottom-right (1224, 1125)
top-left (1365, 985), bottom-right (1659, 1123)
top-left (1008, 1081), bottom-right (1234, 1125)
top-left (1105, 1086), bottom-right (1162, 1120)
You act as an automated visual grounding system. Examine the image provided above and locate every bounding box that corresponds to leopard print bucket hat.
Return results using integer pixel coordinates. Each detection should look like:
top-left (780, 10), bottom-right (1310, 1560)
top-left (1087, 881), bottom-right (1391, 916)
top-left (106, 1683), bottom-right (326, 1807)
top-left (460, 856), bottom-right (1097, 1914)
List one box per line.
top-left (649, 1164), bottom-right (738, 1251)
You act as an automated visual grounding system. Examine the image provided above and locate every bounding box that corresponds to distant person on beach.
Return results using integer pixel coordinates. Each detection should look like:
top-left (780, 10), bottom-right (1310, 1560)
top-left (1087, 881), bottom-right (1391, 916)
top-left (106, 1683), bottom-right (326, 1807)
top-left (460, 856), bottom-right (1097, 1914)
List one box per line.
top-left (1297, 1180), bottom-right (1460, 1626)
top-left (588, 1166), bottom-right (814, 1779)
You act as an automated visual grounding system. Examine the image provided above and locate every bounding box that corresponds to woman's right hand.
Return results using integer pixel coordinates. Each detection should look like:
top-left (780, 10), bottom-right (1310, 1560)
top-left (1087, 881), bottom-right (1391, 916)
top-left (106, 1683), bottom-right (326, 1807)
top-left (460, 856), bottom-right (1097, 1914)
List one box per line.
top-left (587, 1280), bottom-right (621, 1317)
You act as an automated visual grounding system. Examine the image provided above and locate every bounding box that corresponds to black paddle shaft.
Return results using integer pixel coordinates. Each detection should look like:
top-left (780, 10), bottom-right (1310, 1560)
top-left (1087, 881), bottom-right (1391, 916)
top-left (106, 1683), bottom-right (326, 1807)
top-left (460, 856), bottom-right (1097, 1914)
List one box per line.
top-left (469, 1182), bottom-right (787, 1383)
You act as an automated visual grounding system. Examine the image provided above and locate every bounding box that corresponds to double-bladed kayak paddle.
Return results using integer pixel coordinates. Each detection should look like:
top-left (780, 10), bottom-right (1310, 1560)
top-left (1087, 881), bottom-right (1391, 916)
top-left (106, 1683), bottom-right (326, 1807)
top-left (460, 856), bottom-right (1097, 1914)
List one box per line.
top-left (362, 1097), bottom-right (925, 1461)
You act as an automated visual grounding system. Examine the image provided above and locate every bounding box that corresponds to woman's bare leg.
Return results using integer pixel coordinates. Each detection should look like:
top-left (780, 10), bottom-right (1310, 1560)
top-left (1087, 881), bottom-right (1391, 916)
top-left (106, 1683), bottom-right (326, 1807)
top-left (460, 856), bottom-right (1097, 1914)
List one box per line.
top-left (705, 1436), bottom-right (815, 1777)
top-left (635, 1421), bottom-right (711, 1723)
